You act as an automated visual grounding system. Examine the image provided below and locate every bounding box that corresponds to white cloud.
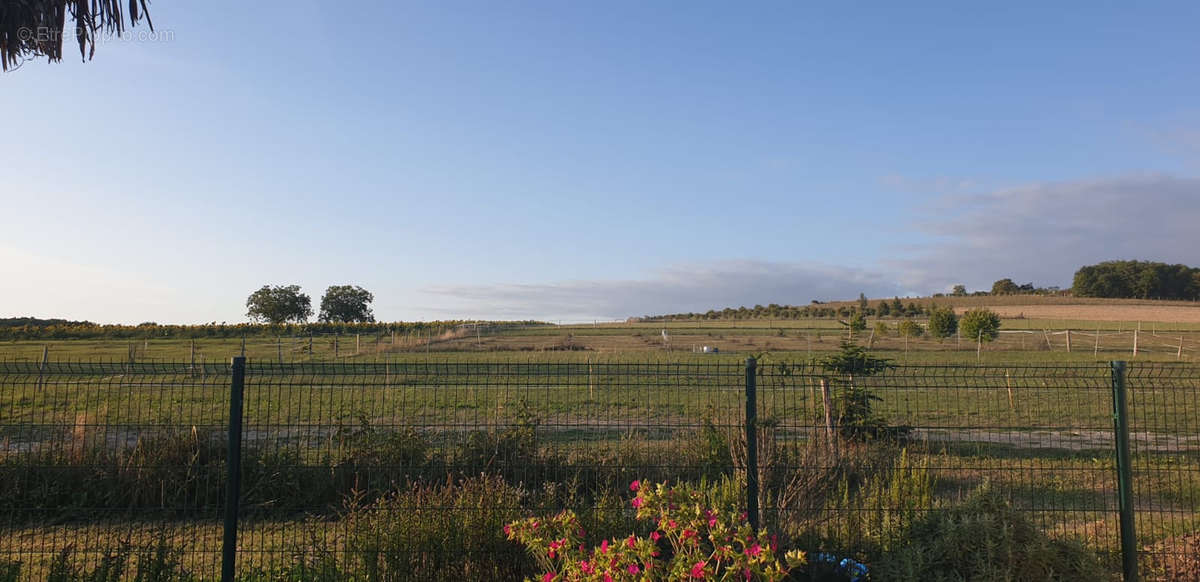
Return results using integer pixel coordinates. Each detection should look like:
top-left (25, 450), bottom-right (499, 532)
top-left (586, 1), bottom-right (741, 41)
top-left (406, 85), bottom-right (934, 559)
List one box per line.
top-left (893, 174), bottom-right (1200, 292)
top-left (424, 260), bottom-right (902, 321)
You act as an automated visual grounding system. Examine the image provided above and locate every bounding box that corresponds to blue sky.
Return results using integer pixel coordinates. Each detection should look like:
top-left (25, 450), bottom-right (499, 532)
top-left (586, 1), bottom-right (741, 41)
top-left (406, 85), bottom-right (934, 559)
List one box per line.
top-left (3, 1), bottom-right (1199, 323)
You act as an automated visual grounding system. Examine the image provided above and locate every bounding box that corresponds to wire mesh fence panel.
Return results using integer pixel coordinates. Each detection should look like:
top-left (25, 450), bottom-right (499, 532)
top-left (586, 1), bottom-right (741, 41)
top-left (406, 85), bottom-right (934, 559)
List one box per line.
top-left (758, 363), bottom-right (1125, 571)
top-left (2, 359), bottom-right (1198, 580)
top-left (0, 361), bottom-right (233, 580)
top-left (233, 361), bottom-right (746, 579)
top-left (1126, 364), bottom-right (1200, 580)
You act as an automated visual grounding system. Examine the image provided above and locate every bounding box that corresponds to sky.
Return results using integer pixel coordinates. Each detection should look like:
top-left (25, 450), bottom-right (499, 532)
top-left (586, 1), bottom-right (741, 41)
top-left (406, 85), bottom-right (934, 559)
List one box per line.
top-left (2, 1), bottom-right (1200, 324)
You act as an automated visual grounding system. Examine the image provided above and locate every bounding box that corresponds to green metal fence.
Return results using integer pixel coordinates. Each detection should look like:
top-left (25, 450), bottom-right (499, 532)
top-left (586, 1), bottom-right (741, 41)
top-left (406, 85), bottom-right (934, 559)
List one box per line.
top-left (1, 360), bottom-right (1197, 580)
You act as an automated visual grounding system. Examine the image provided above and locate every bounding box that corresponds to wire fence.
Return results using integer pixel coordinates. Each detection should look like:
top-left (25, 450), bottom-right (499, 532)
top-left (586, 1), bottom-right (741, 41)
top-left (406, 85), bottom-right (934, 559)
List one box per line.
top-left (1, 360), bottom-right (1197, 580)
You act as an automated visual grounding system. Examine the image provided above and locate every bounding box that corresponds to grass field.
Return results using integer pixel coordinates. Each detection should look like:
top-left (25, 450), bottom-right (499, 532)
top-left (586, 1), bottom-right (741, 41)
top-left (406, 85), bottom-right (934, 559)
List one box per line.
top-left (2, 299), bottom-right (1199, 579)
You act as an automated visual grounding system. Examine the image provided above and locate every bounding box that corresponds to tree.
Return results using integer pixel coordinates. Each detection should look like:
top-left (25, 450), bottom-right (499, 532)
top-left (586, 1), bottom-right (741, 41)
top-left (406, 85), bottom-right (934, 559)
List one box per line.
top-left (847, 312), bottom-right (867, 337)
top-left (246, 285), bottom-right (312, 324)
top-left (876, 300), bottom-right (891, 317)
top-left (951, 285), bottom-right (968, 297)
top-left (319, 285), bottom-right (376, 323)
top-left (927, 306), bottom-right (958, 339)
top-left (819, 342), bottom-right (899, 440)
top-left (2, 1), bottom-right (153, 71)
top-left (891, 297), bottom-right (904, 314)
top-left (858, 292), bottom-right (869, 312)
top-left (960, 308), bottom-right (1001, 342)
top-left (898, 319), bottom-right (924, 338)
top-left (991, 278), bottom-right (1021, 295)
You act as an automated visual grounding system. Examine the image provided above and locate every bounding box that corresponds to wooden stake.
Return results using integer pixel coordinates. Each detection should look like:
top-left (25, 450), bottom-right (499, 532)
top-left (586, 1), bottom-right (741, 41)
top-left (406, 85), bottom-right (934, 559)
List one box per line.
top-left (38, 345), bottom-right (48, 390)
top-left (976, 329), bottom-right (983, 360)
top-left (1005, 370), bottom-right (1014, 412)
top-left (356, 333), bottom-right (360, 355)
top-left (1179, 336), bottom-right (1184, 360)
top-left (190, 340), bottom-right (196, 374)
top-left (820, 378), bottom-right (838, 457)
top-left (1133, 329), bottom-right (1139, 357)
top-left (1043, 329), bottom-right (1053, 351)
top-left (1094, 324), bottom-right (1100, 357)
top-left (1065, 329), bottom-right (1072, 353)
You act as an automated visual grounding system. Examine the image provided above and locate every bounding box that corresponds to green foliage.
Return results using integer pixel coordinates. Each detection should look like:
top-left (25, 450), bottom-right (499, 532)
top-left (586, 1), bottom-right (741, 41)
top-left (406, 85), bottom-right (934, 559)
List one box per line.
top-left (876, 300), bottom-right (891, 317)
top-left (991, 278), bottom-right (1021, 295)
top-left (687, 406), bottom-right (733, 479)
top-left (951, 285), bottom-right (967, 296)
top-left (0, 559), bottom-right (17, 582)
top-left (846, 312), bottom-right (867, 336)
top-left (874, 485), bottom-right (1108, 581)
top-left (897, 319), bottom-right (923, 338)
top-left (1073, 260), bottom-right (1199, 299)
top-left (959, 308), bottom-right (1001, 342)
top-left (927, 306), bottom-right (958, 339)
top-left (873, 321), bottom-right (891, 336)
top-left (820, 449), bottom-right (935, 556)
top-left (819, 342), bottom-right (901, 440)
top-left (41, 540), bottom-right (192, 582)
top-left (818, 341), bottom-right (892, 377)
top-left (345, 475), bottom-right (530, 581)
top-left (318, 285), bottom-right (376, 323)
top-left (246, 285), bottom-right (313, 324)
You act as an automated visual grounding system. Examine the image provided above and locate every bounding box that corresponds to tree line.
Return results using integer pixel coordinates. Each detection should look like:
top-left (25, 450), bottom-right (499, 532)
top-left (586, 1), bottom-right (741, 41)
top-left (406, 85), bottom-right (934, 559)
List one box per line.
top-left (1072, 260), bottom-right (1200, 300)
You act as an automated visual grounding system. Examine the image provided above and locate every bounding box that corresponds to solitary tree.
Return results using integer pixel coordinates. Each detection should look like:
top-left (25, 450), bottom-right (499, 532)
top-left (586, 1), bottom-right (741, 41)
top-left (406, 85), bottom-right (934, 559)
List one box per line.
top-left (898, 319), bottom-right (924, 338)
top-left (991, 278), bottom-right (1021, 295)
top-left (246, 285), bottom-right (312, 324)
top-left (319, 285), bottom-right (376, 323)
top-left (927, 306), bottom-right (958, 339)
top-left (960, 308), bottom-right (1001, 342)
top-left (951, 285), bottom-right (968, 297)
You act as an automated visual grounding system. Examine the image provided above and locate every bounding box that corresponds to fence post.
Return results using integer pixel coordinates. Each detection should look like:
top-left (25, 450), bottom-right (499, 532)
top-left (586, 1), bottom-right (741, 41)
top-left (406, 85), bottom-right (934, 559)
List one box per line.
top-left (1111, 361), bottom-right (1138, 582)
top-left (222, 357), bottom-right (247, 582)
top-left (744, 357), bottom-right (760, 532)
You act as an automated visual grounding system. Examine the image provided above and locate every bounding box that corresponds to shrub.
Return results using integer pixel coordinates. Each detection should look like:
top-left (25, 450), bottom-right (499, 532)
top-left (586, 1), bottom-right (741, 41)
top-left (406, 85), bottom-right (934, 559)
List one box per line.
top-left (897, 319), bottom-right (923, 338)
top-left (345, 475), bottom-right (531, 581)
top-left (873, 485), bottom-right (1108, 581)
top-left (959, 308), bottom-right (1001, 343)
top-left (927, 307), bottom-right (958, 340)
top-left (506, 480), bottom-right (807, 581)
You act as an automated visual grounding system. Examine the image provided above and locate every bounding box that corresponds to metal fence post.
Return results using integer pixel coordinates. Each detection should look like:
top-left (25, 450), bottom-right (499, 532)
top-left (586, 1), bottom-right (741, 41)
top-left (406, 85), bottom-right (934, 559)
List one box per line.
top-left (745, 357), bottom-right (760, 532)
top-left (222, 357), bottom-right (247, 582)
top-left (1111, 361), bottom-right (1138, 582)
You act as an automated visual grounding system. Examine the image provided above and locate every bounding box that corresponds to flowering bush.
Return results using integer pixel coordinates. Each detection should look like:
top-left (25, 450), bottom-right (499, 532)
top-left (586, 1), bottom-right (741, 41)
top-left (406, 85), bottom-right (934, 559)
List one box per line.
top-left (505, 480), bottom-right (807, 581)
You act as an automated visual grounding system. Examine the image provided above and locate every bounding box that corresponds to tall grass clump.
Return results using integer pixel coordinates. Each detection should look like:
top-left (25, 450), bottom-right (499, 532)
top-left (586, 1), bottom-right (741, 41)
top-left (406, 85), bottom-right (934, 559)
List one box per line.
top-left (872, 484), bottom-right (1109, 581)
top-left (343, 475), bottom-right (532, 581)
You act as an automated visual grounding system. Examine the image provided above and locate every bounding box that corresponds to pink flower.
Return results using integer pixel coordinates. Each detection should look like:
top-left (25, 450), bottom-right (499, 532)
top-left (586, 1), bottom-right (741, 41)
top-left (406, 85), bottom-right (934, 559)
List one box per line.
top-left (628, 563), bottom-right (641, 574)
top-left (669, 520), bottom-right (677, 529)
top-left (650, 531), bottom-right (661, 542)
top-left (631, 497), bottom-right (644, 509)
top-left (769, 534), bottom-right (778, 551)
top-left (600, 539), bottom-right (609, 554)
top-left (503, 524), bottom-right (512, 536)
top-left (682, 529), bottom-right (696, 540)
top-left (743, 567), bottom-right (752, 580)
top-left (604, 575), bottom-right (613, 582)
top-left (630, 480), bottom-right (640, 492)
top-left (705, 510), bottom-right (718, 528)
top-left (580, 560), bottom-right (594, 574)
top-left (745, 543), bottom-right (762, 557)
top-left (542, 573), bottom-right (555, 582)
top-left (626, 535), bottom-right (637, 549)
top-left (690, 561), bottom-right (707, 578)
